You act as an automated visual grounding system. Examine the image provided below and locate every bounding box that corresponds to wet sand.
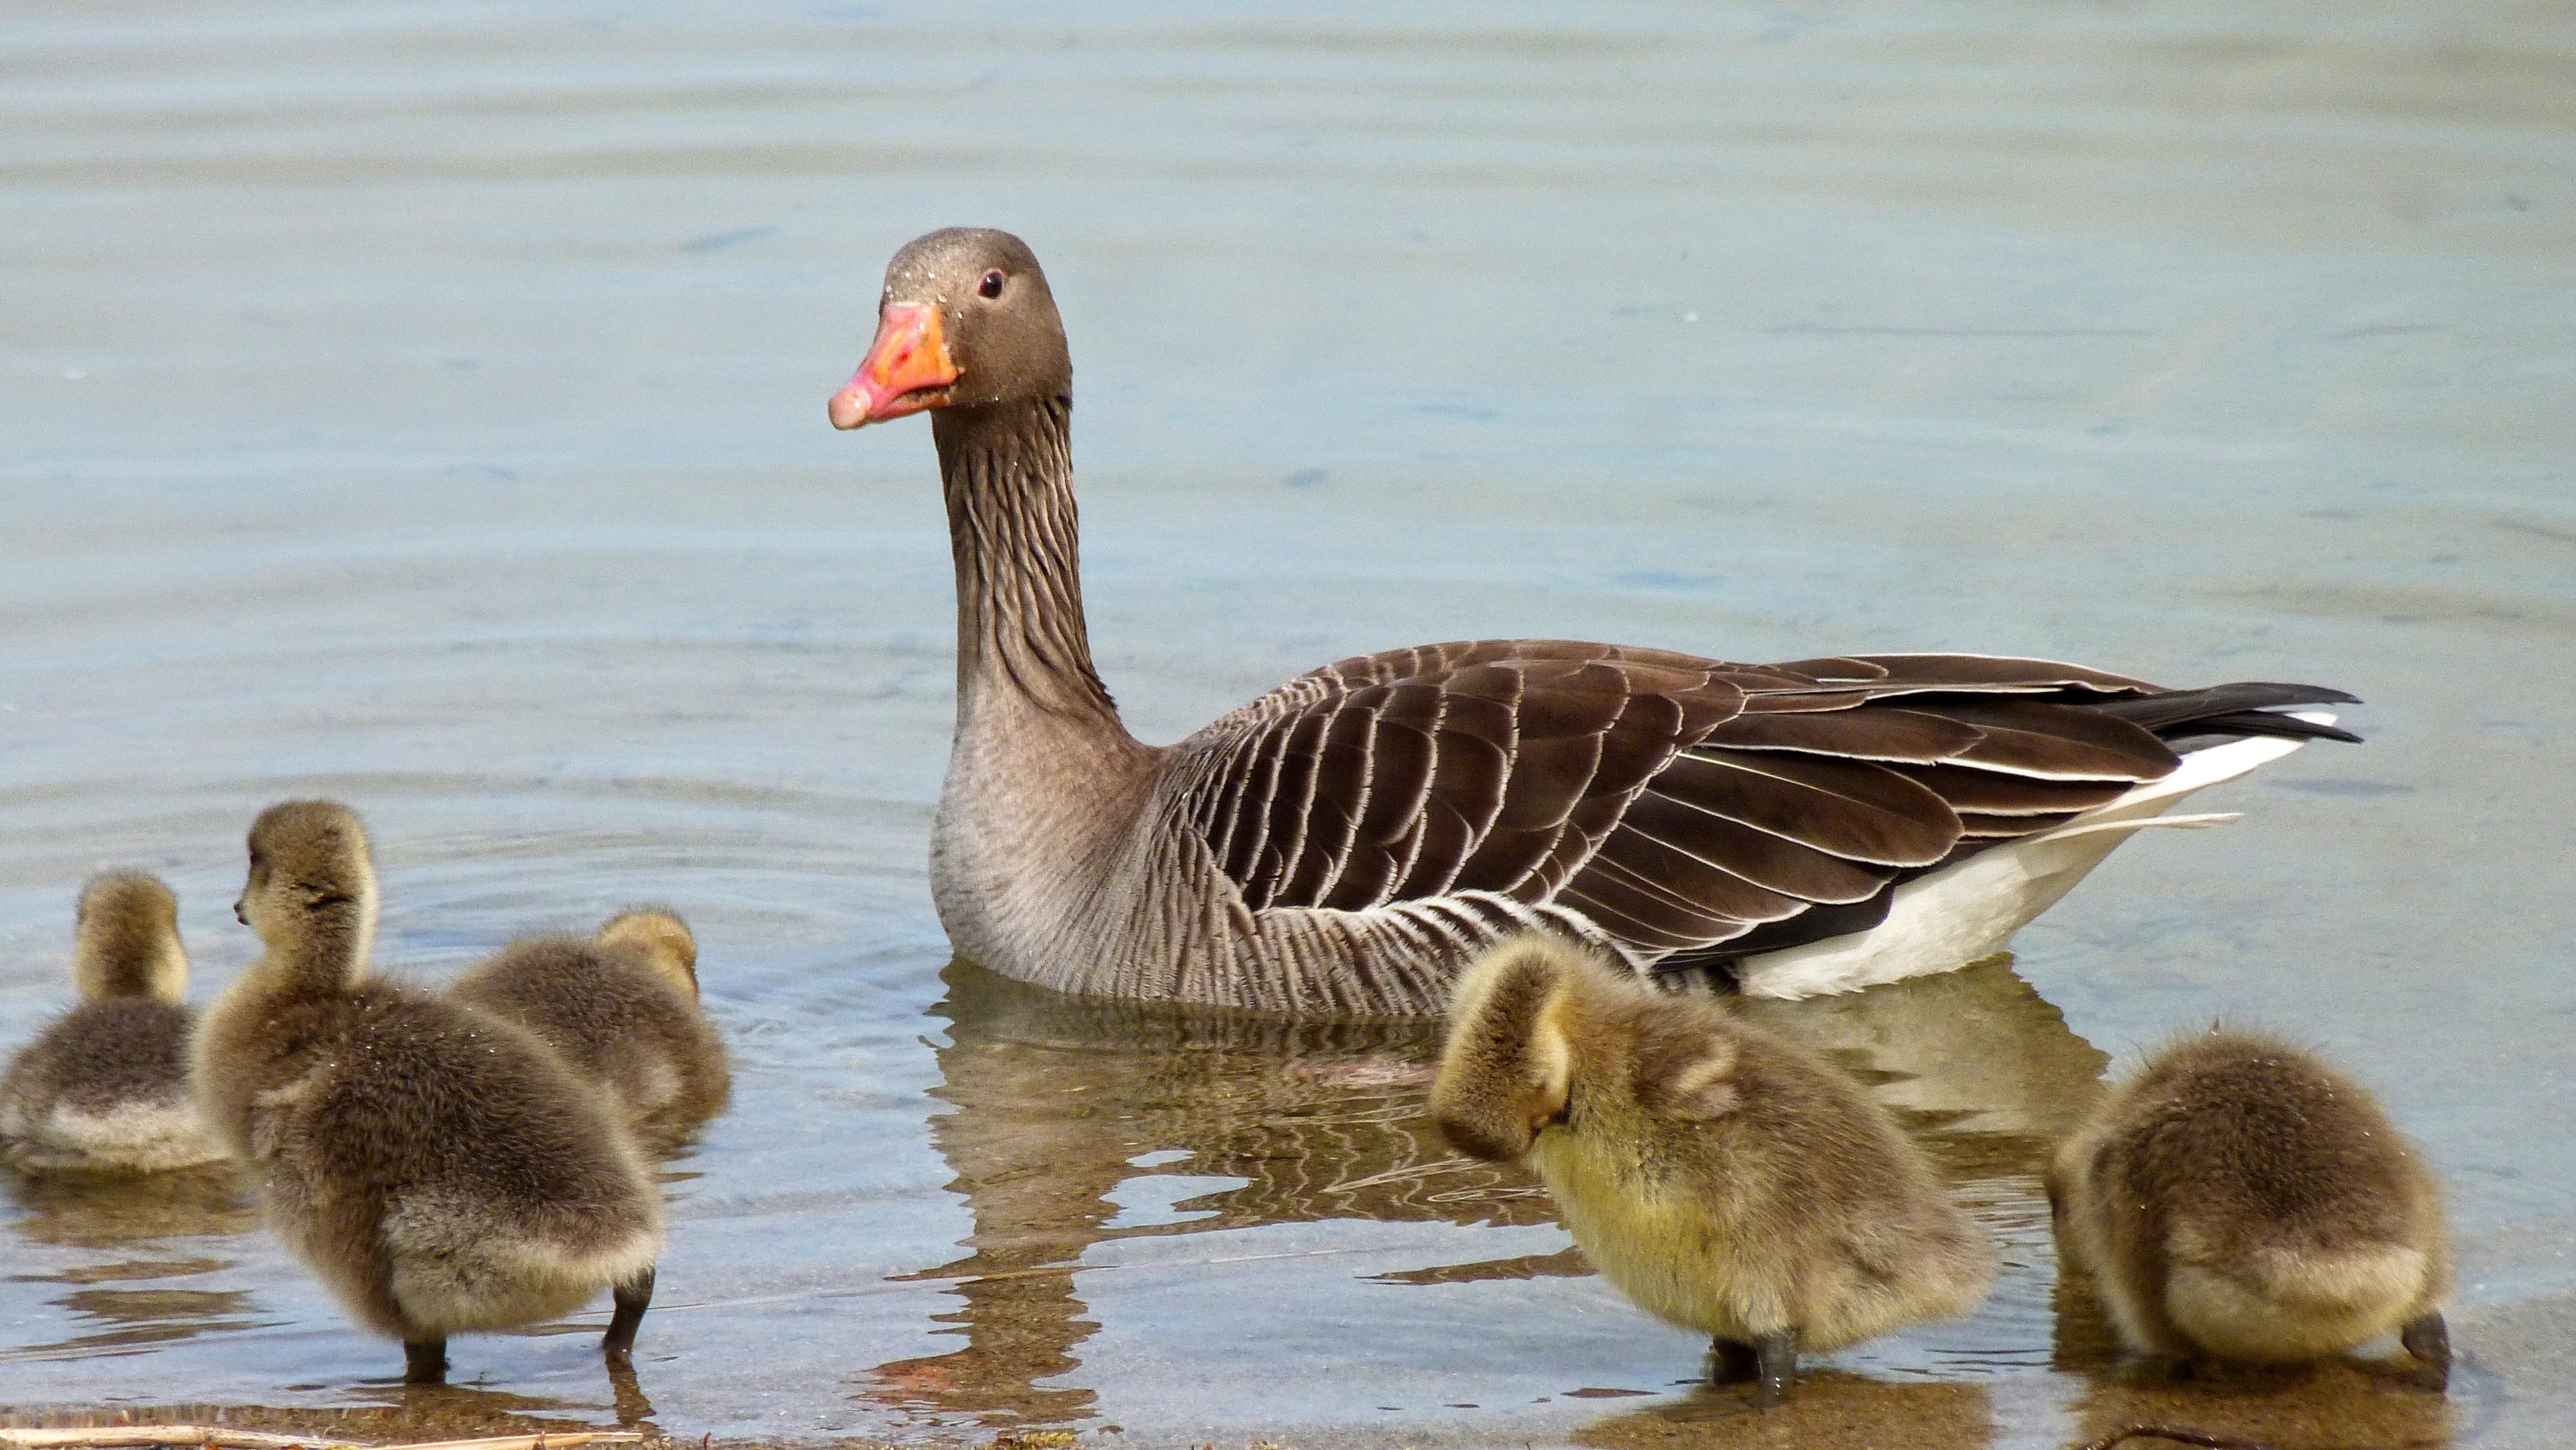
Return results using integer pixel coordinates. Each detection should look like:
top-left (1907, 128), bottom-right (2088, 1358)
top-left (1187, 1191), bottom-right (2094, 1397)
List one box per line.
top-left (5, 0), bottom-right (2574, 1446)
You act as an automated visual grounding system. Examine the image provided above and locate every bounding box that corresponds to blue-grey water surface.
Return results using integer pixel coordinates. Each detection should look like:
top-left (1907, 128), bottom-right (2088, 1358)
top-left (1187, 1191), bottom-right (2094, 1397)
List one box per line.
top-left (3, 2), bottom-right (2572, 1446)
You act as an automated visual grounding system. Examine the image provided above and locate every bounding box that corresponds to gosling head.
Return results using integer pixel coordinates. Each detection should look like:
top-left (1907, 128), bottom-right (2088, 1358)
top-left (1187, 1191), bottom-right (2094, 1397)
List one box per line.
top-left (595, 907), bottom-right (700, 1001)
top-left (72, 872), bottom-right (187, 1003)
top-left (1429, 934), bottom-right (1580, 1163)
top-left (236, 800), bottom-right (379, 983)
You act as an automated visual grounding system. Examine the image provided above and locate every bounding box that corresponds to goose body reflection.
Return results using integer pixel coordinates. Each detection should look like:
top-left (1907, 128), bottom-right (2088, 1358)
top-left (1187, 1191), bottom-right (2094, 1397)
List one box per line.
top-left (192, 801), bottom-right (664, 1384)
top-left (2048, 1028), bottom-right (2451, 1387)
top-left (1429, 934), bottom-right (1993, 1406)
top-left (450, 907), bottom-right (730, 1138)
top-left (1, 873), bottom-right (221, 1174)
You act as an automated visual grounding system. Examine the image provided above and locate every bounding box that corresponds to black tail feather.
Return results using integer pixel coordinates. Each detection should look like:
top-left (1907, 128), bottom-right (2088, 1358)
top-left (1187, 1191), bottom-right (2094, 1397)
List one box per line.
top-left (2090, 681), bottom-right (2363, 745)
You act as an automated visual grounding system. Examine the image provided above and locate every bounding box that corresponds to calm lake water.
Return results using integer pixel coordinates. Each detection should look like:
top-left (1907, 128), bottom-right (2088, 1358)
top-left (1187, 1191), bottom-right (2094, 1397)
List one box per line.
top-left (3, 2), bottom-right (2571, 1446)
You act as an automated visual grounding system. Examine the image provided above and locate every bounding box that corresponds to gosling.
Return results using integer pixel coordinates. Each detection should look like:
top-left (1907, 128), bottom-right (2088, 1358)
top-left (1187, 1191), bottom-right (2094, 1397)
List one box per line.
top-left (192, 800), bottom-right (664, 1384)
top-left (1, 873), bottom-right (222, 1173)
top-left (449, 907), bottom-right (729, 1131)
top-left (2047, 1028), bottom-right (2451, 1388)
top-left (1430, 932), bottom-right (1993, 1406)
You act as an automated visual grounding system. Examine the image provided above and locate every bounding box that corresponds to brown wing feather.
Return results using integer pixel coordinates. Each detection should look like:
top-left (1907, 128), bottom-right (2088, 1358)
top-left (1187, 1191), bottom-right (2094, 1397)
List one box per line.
top-left (1699, 706), bottom-right (1983, 762)
top-left (1174, 640), bottom-right (2226, 965)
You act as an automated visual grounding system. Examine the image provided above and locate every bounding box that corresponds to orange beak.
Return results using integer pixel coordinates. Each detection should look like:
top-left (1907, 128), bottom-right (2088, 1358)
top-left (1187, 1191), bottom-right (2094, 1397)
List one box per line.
top-left (828, 302), bottom-right (961, 429)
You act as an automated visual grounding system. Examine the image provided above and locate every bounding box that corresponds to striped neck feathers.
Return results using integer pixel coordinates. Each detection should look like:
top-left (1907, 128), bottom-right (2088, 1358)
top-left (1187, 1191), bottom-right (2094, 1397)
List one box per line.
top-left (933, 396), bottom-right (1124, 730)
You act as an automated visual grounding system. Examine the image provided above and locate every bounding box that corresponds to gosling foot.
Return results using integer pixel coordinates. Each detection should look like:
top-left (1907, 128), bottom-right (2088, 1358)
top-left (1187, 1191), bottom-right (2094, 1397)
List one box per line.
top-left (1753, 1329), bottom-right (1797, 1408)
top-left (403, 1337), bottom-right (450, 1384)
top-left (2400, 1310), bottom-right (2450, 1393)
top-left (604, 1264), bottom-right (657, 1364)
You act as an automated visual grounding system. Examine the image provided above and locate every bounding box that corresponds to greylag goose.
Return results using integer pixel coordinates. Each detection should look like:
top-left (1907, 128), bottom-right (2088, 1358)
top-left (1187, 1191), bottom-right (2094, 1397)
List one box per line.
top-left (829, 228), bottom-right (2360, 1017)
top-left (449, 907), bottom-right (730, 1133)
top-left (2048, 1028), bottom-right (2450, 1388)
top-left (1430, 932), bottom-right (1992, 1406)
top-left (0, 873), bottom-right (222, 1173)
top-left (194, 801), bottom-right (663, 1383)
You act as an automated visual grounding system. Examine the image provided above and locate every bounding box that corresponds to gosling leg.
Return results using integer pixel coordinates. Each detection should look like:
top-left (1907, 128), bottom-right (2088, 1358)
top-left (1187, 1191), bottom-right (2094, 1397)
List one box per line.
top-left (603, 1265), bottom-right (656, 1364)
top-left (1753, 1329), bottom-right (1798, 1408)
top-left (403, 1336), bottom-right (449, 1384)
top-left (2400, 1310), bottom-right (2450, 1393)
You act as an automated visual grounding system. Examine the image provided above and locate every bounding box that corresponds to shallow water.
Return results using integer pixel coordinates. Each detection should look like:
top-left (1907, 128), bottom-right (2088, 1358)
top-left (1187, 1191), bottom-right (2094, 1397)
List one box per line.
top-left (2, 1), bottom-right (2572, 1446)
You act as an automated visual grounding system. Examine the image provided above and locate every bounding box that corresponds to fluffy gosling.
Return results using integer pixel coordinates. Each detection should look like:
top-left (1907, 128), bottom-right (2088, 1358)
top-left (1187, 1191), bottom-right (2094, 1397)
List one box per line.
top-left (1430, 932), bottom-right (1993, 1406)
top-left (449, 907), bottom-right (729, 1131)
top-left (2047, 1028), bottom-right (2451, 1388)
top-left (1, 873), bottom-right (222, 1173)
top-left (191, 800), bottom-right (664, 1383)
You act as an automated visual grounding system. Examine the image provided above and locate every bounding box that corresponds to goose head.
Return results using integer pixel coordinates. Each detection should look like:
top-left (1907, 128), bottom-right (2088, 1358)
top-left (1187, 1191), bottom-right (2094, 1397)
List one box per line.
top-left (236, 799), bottom-right (379, 981)
top-left (72, 872), bottom-right (187, 1003)
top-left (595, 907), bottom-right (701, 1001)
top-left (828, 227), bottom-right (1070, 429)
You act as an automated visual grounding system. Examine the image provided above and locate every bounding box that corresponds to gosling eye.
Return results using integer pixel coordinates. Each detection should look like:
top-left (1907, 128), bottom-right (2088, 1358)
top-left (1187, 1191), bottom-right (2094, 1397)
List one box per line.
top-left (978, 269), bottom-right (1005, 299)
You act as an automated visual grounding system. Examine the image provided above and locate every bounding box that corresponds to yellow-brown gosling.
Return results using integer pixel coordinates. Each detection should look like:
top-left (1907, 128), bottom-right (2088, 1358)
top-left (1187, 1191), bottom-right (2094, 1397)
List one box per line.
top-left (2047, 1027), bottom-right (2450, 1388)
top-left (1, 873), bottom-right (222, 1173)
top-left (448, 907), bottom-right (729, 1130)
top-left (191, 800), bottom-right (664, 1384)
top-left (1429, 932), bottom-right (1993, 1406)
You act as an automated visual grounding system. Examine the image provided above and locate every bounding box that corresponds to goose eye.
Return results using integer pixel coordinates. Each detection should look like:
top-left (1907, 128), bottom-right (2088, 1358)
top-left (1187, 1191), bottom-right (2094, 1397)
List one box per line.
top-left (978, 269), bottom-right (1005, 299)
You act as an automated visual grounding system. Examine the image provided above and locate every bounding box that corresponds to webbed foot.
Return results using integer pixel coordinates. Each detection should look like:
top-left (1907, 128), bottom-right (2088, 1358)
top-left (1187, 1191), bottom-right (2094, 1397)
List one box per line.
top-left (2400, 1310), bottom-right (2450, 1393)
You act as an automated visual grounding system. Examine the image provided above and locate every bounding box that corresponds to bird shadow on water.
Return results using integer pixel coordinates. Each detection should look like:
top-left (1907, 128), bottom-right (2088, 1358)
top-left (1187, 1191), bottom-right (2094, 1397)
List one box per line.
top-left (854, 955), bottom-right (2120, 1437)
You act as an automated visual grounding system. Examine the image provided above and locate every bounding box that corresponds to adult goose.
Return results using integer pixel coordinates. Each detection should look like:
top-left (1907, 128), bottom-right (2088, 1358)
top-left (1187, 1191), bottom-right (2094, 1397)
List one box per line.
top-left (828, 228), bottom-right (2358, 1017)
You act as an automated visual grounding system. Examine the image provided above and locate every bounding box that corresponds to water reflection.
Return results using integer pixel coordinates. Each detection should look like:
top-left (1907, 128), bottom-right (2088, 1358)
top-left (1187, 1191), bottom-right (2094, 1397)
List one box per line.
top-left (1573, 1372), bottom-right (1990, 1450)
top-left (860, 958), bottom-right (1549, 1427)
top-left (1, 1389), bottom-right (642, 1445)
top-left (875, 955), bottom-right (2112, 1429)
top-left (14, 1287), bottom-right (263, 1359)
top-left (2064, 1362), bottom-right (2449, 1450)
top-left (1737, 957), bottom-right (2110, 1145)
top-left (1, 1164), bottom-right (253, 1249)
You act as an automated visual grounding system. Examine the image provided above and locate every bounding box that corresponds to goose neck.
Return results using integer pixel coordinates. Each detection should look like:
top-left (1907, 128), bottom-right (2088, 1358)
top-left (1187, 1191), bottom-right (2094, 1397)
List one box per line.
top-left (933, 397), bottom-right (1126, 735)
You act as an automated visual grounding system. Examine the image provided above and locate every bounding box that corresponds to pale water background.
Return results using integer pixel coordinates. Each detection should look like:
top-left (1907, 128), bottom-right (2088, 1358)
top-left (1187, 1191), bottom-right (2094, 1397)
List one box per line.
top-left (2, 2), bottom-right (2572, 1446)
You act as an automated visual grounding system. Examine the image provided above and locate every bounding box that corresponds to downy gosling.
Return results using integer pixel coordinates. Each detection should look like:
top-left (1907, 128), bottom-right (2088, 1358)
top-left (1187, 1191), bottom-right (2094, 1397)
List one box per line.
top-left (1, 873), bottom-right (222, 1173)
top-left (1430, 933), bottom-right (1993, 1407)
top-left (191, 800), bottom-right (664, 1384)
top-left (449, 907), bottom-right (729, 1132)
top-left (2048, 1028), bottom-right (2451, 1388)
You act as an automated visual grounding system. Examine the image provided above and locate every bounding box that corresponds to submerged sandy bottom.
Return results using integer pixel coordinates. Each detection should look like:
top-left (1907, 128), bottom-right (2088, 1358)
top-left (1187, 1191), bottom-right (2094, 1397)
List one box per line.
top-left (3, 1), bottom-right (2572, 1446)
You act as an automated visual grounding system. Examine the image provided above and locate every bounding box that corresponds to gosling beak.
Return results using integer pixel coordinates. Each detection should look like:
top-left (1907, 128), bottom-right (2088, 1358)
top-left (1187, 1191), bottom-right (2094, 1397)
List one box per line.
top-left (233, 897), bottom-right (247, 925)
top-left (828, 302), bottom-right (959, 429)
